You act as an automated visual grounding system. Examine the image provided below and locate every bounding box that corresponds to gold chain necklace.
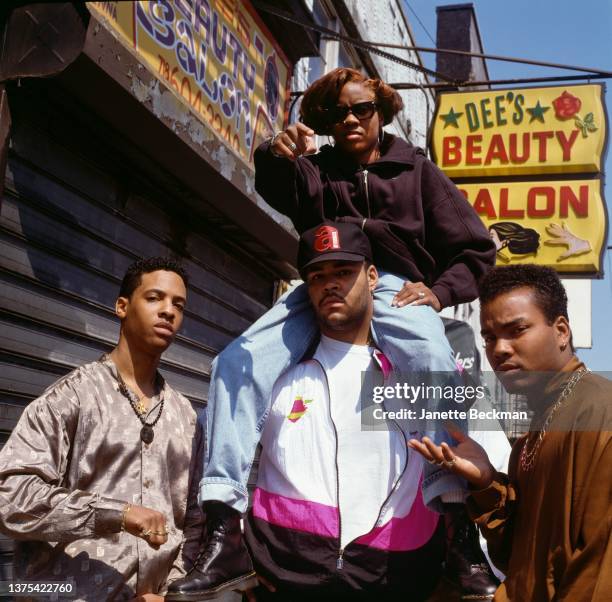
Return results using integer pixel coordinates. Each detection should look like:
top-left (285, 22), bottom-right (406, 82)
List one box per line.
top-left (520, 368), bottom-right (588, 472)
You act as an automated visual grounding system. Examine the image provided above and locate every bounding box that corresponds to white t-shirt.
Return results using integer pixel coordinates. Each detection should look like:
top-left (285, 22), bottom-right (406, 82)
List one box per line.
top-left (314, 335), bottom-right (407, 548)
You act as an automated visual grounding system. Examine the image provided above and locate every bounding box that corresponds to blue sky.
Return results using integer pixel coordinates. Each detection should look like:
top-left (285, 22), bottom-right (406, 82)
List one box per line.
top-left (403, 0), bottom-right (612, 370)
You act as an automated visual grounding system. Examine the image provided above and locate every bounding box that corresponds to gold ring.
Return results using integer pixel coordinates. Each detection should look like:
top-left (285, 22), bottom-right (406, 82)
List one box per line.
top-left (152, 530), bottom-right (168, 536)
top-left (444, 458), bottom-right (457, 468)
top-left (140, 528), bottom-right (152, 538)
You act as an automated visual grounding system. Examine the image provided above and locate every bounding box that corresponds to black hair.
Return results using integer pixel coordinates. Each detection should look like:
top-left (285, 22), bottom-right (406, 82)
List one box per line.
top-left (479, 264), bottom-right (569, 325)
top-left (489, 222), bottom-right (540, 255)
top-left (119, 257), bottom-right (189, 298)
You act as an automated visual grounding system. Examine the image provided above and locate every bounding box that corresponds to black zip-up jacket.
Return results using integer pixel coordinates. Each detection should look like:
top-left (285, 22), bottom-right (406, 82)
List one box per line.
top-left (254, 134), bottom-right (496, 308)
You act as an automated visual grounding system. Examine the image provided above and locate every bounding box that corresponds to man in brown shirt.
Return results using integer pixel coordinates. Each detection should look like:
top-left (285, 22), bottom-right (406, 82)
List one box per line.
top-left (409, 264), bottom-right (611, 601)
top-left (0, 257), bottom-right (203, 601)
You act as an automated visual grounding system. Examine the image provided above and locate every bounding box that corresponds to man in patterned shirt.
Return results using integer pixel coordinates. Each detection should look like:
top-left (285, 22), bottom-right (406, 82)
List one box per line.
top-left (0, 257), bottom-right (203, 601)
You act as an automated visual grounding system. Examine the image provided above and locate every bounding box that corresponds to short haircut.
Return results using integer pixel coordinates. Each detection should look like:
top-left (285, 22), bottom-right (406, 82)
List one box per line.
top-left (119, 257), bottom-right (189, 298)
top-left (479, 264), bottom-right (568, 323)
top-left (300, 67), bottom-right (404, 135)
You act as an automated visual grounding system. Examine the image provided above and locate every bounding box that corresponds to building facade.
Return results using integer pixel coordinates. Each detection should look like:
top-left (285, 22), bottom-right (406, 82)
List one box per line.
top-left (290, 0), bottom-right (434, 147)
top-left (0, 0), bottom-right (456, 577)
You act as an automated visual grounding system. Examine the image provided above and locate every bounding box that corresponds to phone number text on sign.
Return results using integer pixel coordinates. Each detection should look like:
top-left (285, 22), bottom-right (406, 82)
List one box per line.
top-left (90, 1), bottom-right (292, 164)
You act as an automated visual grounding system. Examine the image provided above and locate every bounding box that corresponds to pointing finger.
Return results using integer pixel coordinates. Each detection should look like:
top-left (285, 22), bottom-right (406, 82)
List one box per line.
top-left (296, 122), bottom-right (315, 137)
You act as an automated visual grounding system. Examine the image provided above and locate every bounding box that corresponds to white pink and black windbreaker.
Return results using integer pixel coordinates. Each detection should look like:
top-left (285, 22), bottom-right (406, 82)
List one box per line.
top-left (245, 353), bottom-right (445, 597)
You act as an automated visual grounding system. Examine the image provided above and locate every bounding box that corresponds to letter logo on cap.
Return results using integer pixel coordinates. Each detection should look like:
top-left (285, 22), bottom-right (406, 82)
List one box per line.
top-left (314, 225), bottom-right (340, 252)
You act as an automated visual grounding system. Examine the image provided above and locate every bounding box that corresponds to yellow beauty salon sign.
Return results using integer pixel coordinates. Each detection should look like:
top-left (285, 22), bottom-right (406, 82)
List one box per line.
top-left (459, 179), bottom-right (606, 274)
top-left (431, 84), bottom-right (606, 178)
top-left (88, 1), bottom-right (292, 166)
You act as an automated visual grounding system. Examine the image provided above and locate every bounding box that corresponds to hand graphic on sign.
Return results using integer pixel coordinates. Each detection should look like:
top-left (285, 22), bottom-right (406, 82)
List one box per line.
top-left (544, 222), bottom-right (592, 261)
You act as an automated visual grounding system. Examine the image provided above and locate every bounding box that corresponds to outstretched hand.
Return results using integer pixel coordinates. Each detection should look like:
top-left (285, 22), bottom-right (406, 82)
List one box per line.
top-left (270, 123), bottom-right (317, 160)
top-left (544, 222), bottom-right (592, 261)
top-left (408, 425), bottom-right (495, 490)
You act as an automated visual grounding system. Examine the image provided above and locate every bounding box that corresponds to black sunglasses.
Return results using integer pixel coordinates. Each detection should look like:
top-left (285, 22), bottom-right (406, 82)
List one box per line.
top-left (325, 101), bottom-right (378, 124)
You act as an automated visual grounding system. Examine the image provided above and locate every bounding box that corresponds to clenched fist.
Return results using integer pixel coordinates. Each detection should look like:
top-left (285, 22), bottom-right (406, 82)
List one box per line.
top-left (123, 504), bottom-right (168, 549)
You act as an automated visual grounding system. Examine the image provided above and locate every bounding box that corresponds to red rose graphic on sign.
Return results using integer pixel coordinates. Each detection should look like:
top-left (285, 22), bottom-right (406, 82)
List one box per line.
top-left (551, 90), bottom-right (598, 138)
top-left (552, 91), bottom-right (582, 119)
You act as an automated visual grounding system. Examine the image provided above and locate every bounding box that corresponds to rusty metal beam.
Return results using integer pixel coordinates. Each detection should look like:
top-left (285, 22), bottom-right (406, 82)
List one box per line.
top-left (390, 73), bottom-right (610, 89)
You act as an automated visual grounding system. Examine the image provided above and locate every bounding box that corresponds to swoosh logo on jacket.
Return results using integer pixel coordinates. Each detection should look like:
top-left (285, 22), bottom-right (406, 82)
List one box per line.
top-left (287, 396), bottom-right (313, 422)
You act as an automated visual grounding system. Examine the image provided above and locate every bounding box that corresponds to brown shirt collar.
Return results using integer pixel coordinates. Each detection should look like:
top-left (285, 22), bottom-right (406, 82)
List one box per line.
top-left (531, 356), bottom-right (587, 415)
